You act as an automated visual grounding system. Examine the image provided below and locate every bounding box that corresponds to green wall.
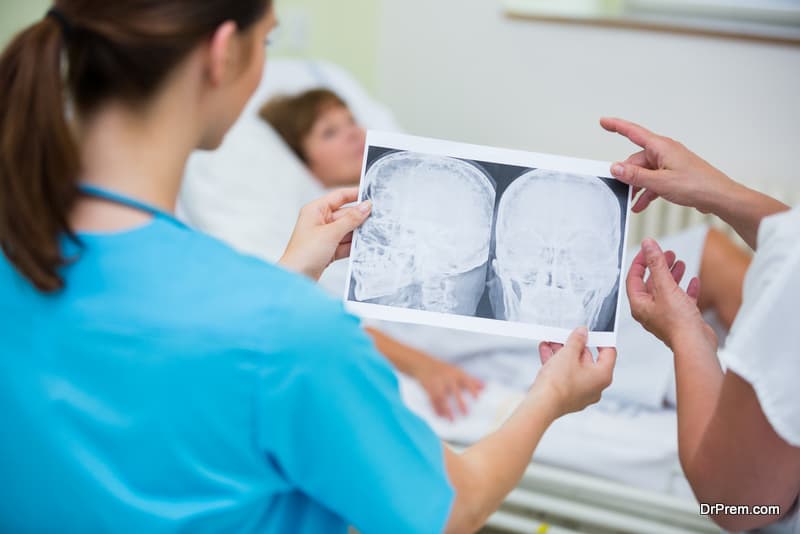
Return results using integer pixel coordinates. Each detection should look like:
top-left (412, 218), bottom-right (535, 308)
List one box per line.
top-left (0, 0), bottom-right (52, 47)
top-left (0, 0), bottom-right (381, 94)
top-left (271, 0), bottom-right (381, 93)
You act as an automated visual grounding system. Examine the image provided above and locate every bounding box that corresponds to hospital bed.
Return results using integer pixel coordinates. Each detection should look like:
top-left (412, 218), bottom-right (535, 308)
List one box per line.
top-left (483, 462), bottom-right (717, 533)
top-left (179, 58), bottom-right (799, 534)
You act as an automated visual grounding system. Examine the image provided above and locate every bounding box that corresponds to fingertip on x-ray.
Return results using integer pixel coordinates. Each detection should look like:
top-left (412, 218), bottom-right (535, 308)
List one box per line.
top-left (344, 131), bottom-right (631, 347)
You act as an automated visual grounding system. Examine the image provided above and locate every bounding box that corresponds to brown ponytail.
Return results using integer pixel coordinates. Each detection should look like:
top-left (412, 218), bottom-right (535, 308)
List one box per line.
top-left (0, 0), bottom-right (271, 293)
top-left (0, 17), bottom-right (79, 292)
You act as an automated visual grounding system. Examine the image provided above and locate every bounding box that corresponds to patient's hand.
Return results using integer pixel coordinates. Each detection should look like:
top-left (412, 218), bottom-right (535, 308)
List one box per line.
top-left (626, 238), bottom-right (717, 351)
top-left (363, 327), bottom-right (484, 420)
top-left (415, 358), bottom-right (484, 421)
top-left (279, 187), bottom-right (371, 281)
top-left (533, 327), bottom-right (616, 417)
top-left (600, 117), bottom-right (735, 214)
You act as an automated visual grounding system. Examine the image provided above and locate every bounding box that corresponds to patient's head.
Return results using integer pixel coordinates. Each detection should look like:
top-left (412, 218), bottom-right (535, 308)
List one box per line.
top-left (259, 88), bottom-right (366, 187)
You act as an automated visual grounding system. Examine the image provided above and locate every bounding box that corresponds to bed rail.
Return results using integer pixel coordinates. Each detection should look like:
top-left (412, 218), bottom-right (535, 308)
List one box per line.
top-left (483, 462), bottom-right (718, 533)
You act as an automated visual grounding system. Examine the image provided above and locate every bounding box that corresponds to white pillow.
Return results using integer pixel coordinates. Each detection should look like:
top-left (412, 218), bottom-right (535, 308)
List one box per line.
top-left (178, 59), bottom-right (400, 264)
top-left (178, 117), bottom-right (322, 262)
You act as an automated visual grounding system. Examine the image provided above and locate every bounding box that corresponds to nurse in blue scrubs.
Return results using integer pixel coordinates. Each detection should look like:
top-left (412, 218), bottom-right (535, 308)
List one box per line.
top-left (0, 1), bottom-right (617, 532)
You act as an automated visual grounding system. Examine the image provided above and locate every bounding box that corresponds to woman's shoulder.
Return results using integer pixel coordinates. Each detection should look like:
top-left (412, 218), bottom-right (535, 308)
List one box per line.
top-left (178, 224), bottom-right (334, 303)
top-left (757, 206), bottom-right (800, 249)
top-left (749, 207), bottom-right (800, 287)
top-left (171, 225), bottom-right (364, 353)
top-left (91, 221), bottom-right (370, 365)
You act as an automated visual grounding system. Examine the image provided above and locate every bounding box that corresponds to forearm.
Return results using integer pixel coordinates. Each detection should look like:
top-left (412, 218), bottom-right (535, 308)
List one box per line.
top-left (443, 389), bottom-right (559, 533)
top-left (670, 332), bottom-right (724, 476)
top-left (276, 254), bottom-right (314, 280)
top-left (364, 327), bottom-right (429, 377)
top-left (708, 181), bottom-right (789, 250)
top-left (684, 372), bottom-right (800, 531)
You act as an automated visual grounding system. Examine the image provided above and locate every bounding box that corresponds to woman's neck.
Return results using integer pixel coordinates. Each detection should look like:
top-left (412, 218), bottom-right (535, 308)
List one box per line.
top-left (72, 86), bottom-right (201, 231)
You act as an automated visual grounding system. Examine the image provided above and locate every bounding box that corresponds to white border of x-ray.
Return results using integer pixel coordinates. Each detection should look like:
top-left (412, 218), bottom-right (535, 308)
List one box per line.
top-left (343, 130), bottom-right (633, 347)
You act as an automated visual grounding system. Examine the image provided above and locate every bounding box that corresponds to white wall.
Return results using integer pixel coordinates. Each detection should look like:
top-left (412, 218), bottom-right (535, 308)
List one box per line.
top-left (376, 0), bottom-right (800, 191)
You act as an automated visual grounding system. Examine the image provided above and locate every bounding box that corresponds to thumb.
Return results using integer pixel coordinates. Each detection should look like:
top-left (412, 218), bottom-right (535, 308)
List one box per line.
top-left (596, 347), bottom-right (618, 374)
top-left (538, 341), bottom-right (554, 364)
top-left (642, 238), bottom-right (677, 291)
top-left (562, 326), bottom-right (588, 358)
top-left (595, 347), bottom-right (617, 388)
top-left (610, 162), bottom-right (660, 190)
top-left (327, 201), bottom-right (371, 238)
top-left (687, 276), bottom-right (701, 302)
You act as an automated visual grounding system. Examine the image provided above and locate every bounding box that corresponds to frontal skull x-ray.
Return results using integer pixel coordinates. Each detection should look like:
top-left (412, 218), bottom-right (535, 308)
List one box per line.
top-left (491, 169), bottom-right (621, 330)
top-left (345, 132), bottom-right (631, 346)
top-left (351, 151), bottom-right (496, 314)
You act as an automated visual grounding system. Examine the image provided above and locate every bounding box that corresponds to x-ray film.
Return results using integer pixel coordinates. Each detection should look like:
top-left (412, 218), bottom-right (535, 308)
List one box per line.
top-left (344, 131), bottom-right (632, 346)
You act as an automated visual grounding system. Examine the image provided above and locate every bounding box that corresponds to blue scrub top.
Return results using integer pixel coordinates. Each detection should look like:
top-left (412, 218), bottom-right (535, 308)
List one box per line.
top-left (0, 215), bottom-right (453, 533)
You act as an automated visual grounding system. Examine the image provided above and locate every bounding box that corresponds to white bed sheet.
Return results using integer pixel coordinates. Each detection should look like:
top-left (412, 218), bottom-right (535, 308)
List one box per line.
top-left (399, 375), bottom-right (694, 499)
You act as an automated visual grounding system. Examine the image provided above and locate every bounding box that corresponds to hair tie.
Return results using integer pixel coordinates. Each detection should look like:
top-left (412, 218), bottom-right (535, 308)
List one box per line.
top-left (46, 7), bottom-right (74, 38)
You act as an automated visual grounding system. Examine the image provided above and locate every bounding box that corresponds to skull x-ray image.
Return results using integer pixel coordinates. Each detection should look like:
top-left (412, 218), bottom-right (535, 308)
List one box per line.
top-left (491, 169), bottom-right (621, 330)
top-left (345, 132), bottom-right (631, 345)
top-left (351, 151), bottom-right (496, 315)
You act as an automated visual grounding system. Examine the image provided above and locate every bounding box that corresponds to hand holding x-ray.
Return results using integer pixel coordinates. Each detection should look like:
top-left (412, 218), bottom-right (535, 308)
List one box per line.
top-left (345, 132), bottom-right (632, 346)
top-left (280, 187), bottom-right (372, 281)
top-left (532, 326), bottom-right (617, 417)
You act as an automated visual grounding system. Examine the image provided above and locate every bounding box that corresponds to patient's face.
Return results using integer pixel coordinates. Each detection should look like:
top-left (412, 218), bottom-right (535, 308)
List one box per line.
top-left (303, 105), bottom-right (366, 188)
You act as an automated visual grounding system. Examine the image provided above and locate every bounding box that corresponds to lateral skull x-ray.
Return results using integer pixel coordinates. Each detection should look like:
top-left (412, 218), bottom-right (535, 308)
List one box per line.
top-left (348, 147), bottom-right (629, 336)
top-left (351, 151), bottom-right (496, 314)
